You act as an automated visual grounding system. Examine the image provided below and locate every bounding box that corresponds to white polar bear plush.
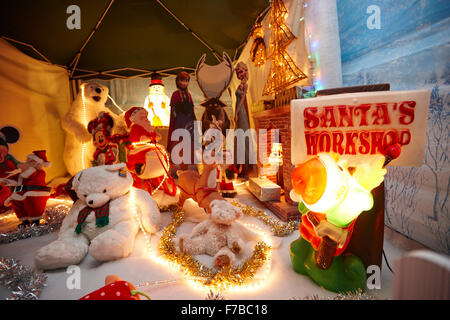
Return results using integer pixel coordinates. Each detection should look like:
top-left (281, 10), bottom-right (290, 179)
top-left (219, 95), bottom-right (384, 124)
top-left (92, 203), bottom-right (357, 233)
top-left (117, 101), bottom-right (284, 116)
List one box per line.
top-left (61, 82), bottom-right (126, 176)
top-left (35, 163), bottom-right (161, 270)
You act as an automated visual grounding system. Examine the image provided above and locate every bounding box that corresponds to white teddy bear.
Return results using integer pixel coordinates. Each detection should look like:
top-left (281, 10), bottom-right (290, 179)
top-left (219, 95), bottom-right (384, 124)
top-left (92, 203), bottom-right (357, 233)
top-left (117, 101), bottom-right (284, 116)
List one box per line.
top-left (35, 163), bottom-right (161, 270)
top-left (179, 200), bottom-right (250, 268)
top-left (61, 82), bottom-right (126, 176)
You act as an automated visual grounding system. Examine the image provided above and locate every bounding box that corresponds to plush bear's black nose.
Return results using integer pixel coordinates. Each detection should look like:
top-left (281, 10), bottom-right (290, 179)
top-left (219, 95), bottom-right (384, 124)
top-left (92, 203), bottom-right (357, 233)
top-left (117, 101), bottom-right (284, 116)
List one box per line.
top-left (88, 200), bottom-right (94, 205)
top-left (95, 87), bottom-right (101, 94)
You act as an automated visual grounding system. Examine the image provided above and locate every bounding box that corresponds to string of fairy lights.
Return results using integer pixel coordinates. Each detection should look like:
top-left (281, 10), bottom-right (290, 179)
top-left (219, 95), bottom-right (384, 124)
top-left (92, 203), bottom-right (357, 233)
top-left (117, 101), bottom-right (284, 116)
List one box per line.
top-left (262, 0), bottom-right (320, 93)
top-left (80, 83), bottom-right (88, 169)
top-left (302, 0), bottom-right (320, 90)
top-left (130, 141), bottom-right (171, 195)
top-left (1, 0), bottom-right (314, 295)
top-left (132, 201), bottom-right (272, 292)
top-left (131, 196), bottom-right (298, 293)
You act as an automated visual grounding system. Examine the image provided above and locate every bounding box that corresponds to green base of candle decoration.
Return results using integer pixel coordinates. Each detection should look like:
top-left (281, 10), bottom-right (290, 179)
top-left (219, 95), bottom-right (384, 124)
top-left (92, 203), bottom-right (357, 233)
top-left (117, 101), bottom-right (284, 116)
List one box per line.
top-left (290, 237), bottom-right (366, 293)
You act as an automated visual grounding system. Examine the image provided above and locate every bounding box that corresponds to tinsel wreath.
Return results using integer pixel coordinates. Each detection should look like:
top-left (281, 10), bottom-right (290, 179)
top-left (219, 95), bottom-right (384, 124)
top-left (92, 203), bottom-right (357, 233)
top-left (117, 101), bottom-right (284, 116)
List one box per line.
top-left (231, 200), bottom-right (298, 237)
top-left (158, 206), bottom-right (272, 289)
top-left (0, 204), bottom-right (69, 244)
top-left (0, 257), bottom-right (47, 300)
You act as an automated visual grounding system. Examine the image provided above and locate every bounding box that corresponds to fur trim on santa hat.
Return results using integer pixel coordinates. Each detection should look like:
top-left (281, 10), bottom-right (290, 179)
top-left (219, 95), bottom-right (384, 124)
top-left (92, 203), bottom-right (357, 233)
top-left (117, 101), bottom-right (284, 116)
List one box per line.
top-left (124, 107), bottom-right (142, 128)
top-left (27, 151), bottom-right (50, 167)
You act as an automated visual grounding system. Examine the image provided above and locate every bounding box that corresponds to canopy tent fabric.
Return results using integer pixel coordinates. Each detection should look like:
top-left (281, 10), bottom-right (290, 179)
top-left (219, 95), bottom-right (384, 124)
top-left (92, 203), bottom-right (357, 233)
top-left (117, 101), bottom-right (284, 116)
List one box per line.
top-left (0, 0), bottom-right (270, 179)
top-left (0, 39), bottom-right (70, 182)
top-left (0, 0), bottom-right (270, 79)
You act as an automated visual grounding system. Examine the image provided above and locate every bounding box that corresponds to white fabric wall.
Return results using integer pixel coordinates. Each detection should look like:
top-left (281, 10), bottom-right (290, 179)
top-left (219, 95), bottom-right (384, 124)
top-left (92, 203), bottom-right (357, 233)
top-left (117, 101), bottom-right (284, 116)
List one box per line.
top-left (0, 39), bottom-right (71, 181)
top-left (229, 0), bottom-right (343, 130)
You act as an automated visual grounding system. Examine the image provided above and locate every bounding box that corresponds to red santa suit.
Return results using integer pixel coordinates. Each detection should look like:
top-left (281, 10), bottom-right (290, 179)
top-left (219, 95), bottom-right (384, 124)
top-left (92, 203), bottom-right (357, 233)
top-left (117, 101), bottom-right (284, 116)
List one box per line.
top-left (0, 154), bottom-right (19, 211)
top-left (126, 123), bottom-right (158, 172)
top-left (4, 151), bottom-right (51, 222)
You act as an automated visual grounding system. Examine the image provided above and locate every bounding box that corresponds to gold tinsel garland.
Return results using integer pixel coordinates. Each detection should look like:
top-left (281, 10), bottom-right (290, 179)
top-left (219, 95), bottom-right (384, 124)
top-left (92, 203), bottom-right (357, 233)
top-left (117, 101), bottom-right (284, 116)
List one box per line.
top-left (157, 205), bottom-right (272, 289)
top-left (231, 201), bottom-right (299, 237)
top-left (158, 201), bottom-right (299, 238)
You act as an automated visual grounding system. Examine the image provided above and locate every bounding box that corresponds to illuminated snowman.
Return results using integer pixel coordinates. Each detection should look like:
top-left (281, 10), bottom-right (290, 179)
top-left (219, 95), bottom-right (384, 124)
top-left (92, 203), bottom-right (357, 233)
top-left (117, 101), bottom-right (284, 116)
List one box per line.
top-left (144, 73), bottom-right (171, 127)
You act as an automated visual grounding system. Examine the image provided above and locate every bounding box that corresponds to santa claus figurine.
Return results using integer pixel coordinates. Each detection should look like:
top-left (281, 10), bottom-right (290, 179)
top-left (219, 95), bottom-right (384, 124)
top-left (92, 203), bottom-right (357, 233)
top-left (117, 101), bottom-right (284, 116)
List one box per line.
top-left (124, 107), bottom-right (161, 175)
top-left (219, 164), bottom-right (238, 197)
top-left (1, 150), bottom-right (51, 227)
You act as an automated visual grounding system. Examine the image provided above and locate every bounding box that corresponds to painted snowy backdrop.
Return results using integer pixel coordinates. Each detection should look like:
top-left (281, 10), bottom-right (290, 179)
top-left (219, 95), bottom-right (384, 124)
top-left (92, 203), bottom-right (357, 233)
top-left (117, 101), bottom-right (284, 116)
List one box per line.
top-left (337, 0), bottom-right (449, 254)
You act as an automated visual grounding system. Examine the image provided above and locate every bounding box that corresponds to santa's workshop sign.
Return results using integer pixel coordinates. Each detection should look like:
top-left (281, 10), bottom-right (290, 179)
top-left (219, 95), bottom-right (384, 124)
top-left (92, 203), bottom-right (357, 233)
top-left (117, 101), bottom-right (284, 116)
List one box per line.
top-left (291, 90), bottom-right (430, 166)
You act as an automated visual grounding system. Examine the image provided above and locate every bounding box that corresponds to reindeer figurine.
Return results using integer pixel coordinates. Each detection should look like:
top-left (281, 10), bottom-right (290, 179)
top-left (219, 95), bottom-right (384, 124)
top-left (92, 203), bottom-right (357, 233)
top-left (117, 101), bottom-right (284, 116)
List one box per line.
top-left (196, 52), bottom-right (233, 137)
top-left (177, 161), bottom-right (221, 213)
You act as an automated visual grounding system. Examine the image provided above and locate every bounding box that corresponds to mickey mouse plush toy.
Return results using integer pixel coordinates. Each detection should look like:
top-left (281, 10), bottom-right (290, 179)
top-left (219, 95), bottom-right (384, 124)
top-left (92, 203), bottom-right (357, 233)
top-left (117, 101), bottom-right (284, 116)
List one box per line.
top-left (88, 112), bottom-right (119, 166)
top-left (0, 126), bottom-right (20, 214)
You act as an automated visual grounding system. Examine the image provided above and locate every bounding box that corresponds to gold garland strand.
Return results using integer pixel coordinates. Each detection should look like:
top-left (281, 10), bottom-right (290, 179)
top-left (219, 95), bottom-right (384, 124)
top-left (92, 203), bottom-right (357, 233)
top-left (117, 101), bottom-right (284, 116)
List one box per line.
top-left (159, 202), bottom-right (299, 238)
top-left (231, 201), bottom-right (299, 237)
top-left (157, 206), bottom-right (272, 289)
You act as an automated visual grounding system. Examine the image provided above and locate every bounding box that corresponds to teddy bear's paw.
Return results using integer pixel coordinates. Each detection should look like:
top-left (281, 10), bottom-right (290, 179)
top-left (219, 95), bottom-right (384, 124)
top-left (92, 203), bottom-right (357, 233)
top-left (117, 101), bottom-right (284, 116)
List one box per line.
top-left (89, 231), bottom-right (131, 261)
top-left (178, 236), bottom-right (185, 252)
top-left (178, 234), bottom-right (205, 255)
top-left (213, 248), bottom-right (235, 269)
top-left (34, 240), bottom-right (88, 270)
top-left (214, 254), bottom-right (232, 269)
top-left (231, 241), bottom-right (242, 254)
top-left (141, 216), bottom-right (161, 234)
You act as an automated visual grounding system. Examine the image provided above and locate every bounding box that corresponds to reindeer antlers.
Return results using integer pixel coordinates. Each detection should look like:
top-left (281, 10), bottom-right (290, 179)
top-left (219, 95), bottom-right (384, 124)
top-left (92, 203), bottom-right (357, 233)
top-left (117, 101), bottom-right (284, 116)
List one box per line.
top-left (195, 52), bottom-right (233, 100)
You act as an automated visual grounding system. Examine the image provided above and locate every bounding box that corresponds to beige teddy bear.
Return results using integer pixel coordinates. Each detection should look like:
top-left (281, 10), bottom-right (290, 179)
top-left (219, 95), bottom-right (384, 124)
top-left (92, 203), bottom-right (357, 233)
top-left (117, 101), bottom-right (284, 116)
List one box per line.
top-left (178, 199), bottom-right (246, 268)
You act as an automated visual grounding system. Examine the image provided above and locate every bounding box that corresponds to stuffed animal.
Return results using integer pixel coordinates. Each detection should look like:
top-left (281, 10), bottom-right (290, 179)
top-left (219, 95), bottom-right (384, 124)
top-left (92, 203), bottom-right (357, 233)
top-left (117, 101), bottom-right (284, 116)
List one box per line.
top-left (179, 199), bottom-right (245, 268)
top-left (34, 163), bottom-right (161, 270)
top-left (61, 82), bottom-right (126, 176)
top-left (0, 126), bottom-right (21, 213)
top-left (1, 150), bottom-right (51, 227)
top-left (177, 162), bottom-right (224, 213)
top-left (88, 112), bottom-right (119, 166)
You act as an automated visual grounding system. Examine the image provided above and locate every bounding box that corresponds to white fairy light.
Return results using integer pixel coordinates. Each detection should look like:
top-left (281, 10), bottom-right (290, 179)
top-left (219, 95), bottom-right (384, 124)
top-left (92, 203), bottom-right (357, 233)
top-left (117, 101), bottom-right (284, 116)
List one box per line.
top-left (132, 202), bottom-right (273, 293)
top-left (80, 83), bottom-right (88, 170)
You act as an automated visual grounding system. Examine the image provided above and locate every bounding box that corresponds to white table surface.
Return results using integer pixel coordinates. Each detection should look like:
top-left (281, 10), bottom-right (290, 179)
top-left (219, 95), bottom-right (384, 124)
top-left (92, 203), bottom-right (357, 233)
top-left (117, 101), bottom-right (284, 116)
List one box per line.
top-left (0, 184), bottom-right (427, 300)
